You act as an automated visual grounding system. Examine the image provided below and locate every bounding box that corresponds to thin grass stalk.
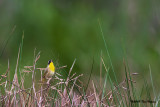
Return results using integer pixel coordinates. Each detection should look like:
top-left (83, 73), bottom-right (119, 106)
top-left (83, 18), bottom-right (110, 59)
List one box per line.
top-left (123, 57), bottom-right (137, 103)
top-left (145, 79), bottom-right (153, 107)
top-left (155, 93), bottom-right (160, 107)
top-left (101, 56), bottom-right (118, 106)
top-left (100, 51), bottom-right (102, 88)
top-left (62, 60), bottom-right (76, 106)
top-left (121, 37), bottom-right (138, 106)
top-left (63, 59), bottom-right (90, 107)
top-left (51, 86), bottom-right (59, 106)
top-left (124, 60), bottom-right (131, 106)
top-left (98, 19), bottom-right (124, 106)
top-left (108, 74), bottom-right (118, 106)
top-left (149, 65), bottom-right (156, 100)
top-left (92, 80), bottom-right (99, 107)
top-left (101, 57), bottom-right (110, 106)
top-left (0, 25), bottom-right (16, 58)
top-left (32, 50), bottom-right (40, 106)
top-left (138, 86), bottom-right (145, 107)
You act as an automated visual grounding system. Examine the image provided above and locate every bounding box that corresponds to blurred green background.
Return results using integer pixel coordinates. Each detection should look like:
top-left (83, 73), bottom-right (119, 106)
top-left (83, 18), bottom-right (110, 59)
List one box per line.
top-left (0, 0), bottom-right (160, 91)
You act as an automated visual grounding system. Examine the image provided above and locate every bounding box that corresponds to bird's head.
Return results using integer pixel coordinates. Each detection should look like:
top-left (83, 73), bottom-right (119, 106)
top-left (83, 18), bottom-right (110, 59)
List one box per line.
top-left (48, 60), bottom-right (55, 72)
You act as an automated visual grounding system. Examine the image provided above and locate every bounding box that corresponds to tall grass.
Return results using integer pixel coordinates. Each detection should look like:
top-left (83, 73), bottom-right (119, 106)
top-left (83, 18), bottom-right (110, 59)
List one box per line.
top-left (0, 35), bottom-right (158, 106)
top-left (0, 52), bottom-right (157, 106)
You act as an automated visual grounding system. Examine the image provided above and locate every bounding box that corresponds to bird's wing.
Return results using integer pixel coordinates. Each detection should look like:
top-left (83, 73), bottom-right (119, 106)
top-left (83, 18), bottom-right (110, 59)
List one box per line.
top-left (43, 68), bottom-right (48, 79)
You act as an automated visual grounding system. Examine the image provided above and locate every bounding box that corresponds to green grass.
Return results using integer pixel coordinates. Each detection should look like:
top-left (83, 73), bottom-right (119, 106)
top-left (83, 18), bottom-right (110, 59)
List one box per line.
top-left (0, 32), bottom-right (158, 106)
top-left (0, 50), bottom-right (158, 106)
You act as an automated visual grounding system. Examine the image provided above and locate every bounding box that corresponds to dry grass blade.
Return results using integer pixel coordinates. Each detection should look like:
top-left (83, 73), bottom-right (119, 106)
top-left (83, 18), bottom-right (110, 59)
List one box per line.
top-left (61, 60), bottom-right (76, 106)
top-left (31, 50), bottom-right (41, 106)
top-left (92, 80), bottom-right (100, 107)
top-left (56, 65), bottom-right (67, 70)
top-left (1, 46), bottom-right (155, 107)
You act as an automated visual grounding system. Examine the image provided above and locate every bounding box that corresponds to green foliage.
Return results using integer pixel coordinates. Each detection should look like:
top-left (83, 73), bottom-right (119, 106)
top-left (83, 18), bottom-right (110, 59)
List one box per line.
top-left (0, 1), bottom-right (160, 105)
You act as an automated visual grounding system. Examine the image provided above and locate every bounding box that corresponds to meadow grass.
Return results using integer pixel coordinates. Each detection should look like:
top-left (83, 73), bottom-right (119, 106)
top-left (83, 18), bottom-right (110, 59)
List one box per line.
top-left (0, 47), bottom-right (158, 106)
top-left (0, 28), bottom-right (159, 106)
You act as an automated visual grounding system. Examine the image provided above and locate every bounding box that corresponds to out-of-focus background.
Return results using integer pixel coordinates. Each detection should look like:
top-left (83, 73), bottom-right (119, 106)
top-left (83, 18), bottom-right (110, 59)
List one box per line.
top-left (0, 0), bottom-right (160, 91)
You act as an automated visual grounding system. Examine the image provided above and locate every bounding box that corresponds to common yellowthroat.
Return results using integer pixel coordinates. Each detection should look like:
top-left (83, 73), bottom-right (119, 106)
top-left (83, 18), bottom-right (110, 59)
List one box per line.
top-left (43, 60), bottom-right (55, 80)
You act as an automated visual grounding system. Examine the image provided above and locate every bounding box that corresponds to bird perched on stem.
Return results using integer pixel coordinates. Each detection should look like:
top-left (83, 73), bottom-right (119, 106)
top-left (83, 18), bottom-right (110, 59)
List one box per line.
top-left (43, 60), bottom-right (55, 83)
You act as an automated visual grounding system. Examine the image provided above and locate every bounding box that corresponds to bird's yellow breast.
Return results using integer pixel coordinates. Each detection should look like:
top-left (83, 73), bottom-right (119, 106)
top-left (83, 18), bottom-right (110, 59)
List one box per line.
top-left (48, 62), bottom-right (55, 73)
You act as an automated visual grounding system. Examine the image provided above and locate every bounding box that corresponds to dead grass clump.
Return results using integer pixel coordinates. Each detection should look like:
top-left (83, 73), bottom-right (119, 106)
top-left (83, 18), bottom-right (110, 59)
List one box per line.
top-left (0, 51), bottom-right (156, 107)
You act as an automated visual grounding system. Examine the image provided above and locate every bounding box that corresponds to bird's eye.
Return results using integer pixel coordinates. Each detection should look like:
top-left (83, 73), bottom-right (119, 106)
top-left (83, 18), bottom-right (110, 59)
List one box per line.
top-left (48, 60), bottom-right (52, 64)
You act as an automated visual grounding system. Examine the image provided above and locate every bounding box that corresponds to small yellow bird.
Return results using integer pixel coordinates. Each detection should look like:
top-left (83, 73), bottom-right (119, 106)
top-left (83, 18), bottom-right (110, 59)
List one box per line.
top-left (43, 60), bottom-right (55, 80)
